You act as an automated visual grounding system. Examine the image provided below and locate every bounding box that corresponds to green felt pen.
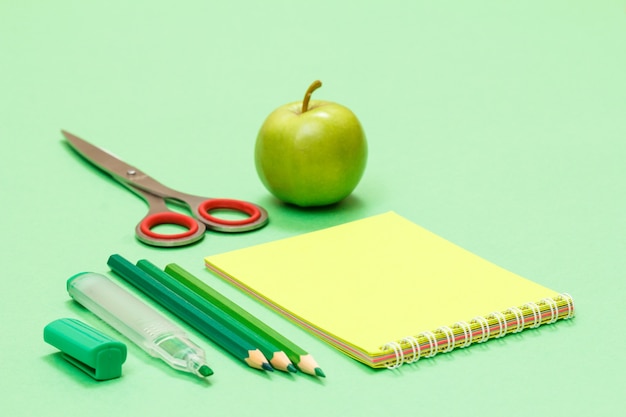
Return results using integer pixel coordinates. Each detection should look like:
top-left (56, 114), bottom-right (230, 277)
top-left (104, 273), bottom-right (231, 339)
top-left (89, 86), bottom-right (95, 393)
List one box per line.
top-left (67, 272), bottom-right (213, 378)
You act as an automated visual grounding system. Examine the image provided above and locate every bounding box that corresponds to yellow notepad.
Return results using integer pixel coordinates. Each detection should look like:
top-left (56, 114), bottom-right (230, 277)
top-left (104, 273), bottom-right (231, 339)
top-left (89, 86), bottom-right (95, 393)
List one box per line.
top-left (205, 212), bottom-right (574, 368)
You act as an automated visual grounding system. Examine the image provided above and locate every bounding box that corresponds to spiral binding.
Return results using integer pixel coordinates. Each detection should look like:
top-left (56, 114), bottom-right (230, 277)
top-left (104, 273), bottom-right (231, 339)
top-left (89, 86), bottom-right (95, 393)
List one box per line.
top-left (453, 321), bottom-right (473, 348)
top-left (560, 293), bottom-right (575, 318)
top-left (524, 302), bottom-right (541, 328)
top-left (506, 306), bottom-right (525, 333)
top-left (541, 297), bottom-right (558, 324)
top-left (420, 331), bottom-right (438, 358)
top-left (471, 315), bottom-right (490, 343)
top-left (381, 341), bottom-right (404, 369)
top-left (399, 336), bottom-right (420, 364)
top-left (383, 292), bottom-right (575, 369)
top-left (436, 326), bottom-right (455, 353)
top-left (489, 311), bottom-right (507, 338)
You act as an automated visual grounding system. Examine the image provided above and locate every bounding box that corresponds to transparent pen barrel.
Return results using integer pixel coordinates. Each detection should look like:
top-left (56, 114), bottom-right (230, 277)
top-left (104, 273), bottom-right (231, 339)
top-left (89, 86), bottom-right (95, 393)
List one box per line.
top-left (152, 334), bottom-right (207, 375)
top-left (67, 272), bottom-right (206, 373)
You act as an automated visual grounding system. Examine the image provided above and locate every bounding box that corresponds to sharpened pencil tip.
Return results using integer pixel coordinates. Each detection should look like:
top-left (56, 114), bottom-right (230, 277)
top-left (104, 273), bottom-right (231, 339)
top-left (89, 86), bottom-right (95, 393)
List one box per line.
top-left (262, 362), bottom-right (274, 372)
top-left (287, 364), bottom-right (298, 373)
top-left (296, 354), bottom-right (324, 376)
top-left (270, 351), bottom-right (296, 373)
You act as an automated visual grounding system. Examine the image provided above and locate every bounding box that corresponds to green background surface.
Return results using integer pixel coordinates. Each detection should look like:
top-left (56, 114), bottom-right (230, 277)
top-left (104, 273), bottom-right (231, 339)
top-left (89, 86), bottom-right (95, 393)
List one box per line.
top-left (1, 1), bottom-right (624, 415)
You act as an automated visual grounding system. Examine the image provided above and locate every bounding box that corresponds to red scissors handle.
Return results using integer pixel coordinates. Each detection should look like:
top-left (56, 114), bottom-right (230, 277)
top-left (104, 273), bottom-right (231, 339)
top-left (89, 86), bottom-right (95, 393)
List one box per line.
top-left (198, 198), bottom-right (263, 226)
top-left (125, 181), bottom-right (269, 233)
top-left (134, 194), bottom-right (268, 246)
top-left (134, 193), bottom-right (206, 247)
top-left (186, 196), bottom-right (269, 233)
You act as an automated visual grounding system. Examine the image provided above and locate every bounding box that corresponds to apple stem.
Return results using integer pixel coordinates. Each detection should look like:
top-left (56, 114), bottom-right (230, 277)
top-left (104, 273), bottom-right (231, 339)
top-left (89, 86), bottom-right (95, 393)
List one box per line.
top-left (302, 80), bottom-right (322, 113)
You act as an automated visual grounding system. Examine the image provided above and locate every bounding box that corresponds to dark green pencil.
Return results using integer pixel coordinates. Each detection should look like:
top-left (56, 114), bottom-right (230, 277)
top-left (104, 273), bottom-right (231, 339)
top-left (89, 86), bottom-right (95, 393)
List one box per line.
top-left (107, 254), bottom-right (272, 372)
top-left (165, 263), bottom-right (325, 377)
top-left (137, 259), bottom-right (296, 373)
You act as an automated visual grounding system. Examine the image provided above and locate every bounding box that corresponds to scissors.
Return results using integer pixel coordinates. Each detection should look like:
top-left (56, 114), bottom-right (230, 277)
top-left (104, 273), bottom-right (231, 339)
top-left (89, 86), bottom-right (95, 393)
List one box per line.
top-left (63, 130), bottom-right (268, 247)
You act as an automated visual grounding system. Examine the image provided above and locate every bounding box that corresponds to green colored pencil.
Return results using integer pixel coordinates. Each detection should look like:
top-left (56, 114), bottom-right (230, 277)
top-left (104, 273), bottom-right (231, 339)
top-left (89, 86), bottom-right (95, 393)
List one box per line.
top-left (165, 263), bottom-right (325, 377)
top-left (137, 260), bottom-right (296, 373)
top-left (107, 255), bottom-right (272, 372)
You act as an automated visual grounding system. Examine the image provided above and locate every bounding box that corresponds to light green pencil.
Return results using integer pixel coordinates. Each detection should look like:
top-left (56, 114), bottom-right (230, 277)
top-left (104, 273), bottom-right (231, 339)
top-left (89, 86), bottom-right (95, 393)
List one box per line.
top-left (165, 263), bottom-right (325, 377)
top-left (137, 260), bottom-right (294, 373)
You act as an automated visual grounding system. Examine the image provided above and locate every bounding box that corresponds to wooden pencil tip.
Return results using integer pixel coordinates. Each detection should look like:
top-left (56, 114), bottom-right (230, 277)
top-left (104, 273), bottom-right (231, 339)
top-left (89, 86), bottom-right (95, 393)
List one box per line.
top-left (246, 349), bottom-right (273, 371)
top-left (270, 351), bottom-right (296, 373)
top-left (296, 354), bottom-right (324, 377)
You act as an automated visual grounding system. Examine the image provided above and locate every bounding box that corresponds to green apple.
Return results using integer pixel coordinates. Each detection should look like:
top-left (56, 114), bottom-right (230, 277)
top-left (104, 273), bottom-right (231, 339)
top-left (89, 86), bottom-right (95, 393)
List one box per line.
top-left (254, 81), bottom-right (368, 207)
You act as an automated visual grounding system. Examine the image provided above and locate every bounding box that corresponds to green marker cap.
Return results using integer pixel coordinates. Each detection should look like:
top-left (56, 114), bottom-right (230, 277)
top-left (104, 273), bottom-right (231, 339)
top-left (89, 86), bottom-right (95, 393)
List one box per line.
top-left (44, 318), bottom-right (127, 380)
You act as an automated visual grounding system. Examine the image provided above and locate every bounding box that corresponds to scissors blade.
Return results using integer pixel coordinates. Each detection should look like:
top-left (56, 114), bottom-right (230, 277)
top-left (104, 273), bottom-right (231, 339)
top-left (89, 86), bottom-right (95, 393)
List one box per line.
top-left (62, 130), bottom-right (170, 195)
top-left (63, 130), bottom-right (143, 178)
